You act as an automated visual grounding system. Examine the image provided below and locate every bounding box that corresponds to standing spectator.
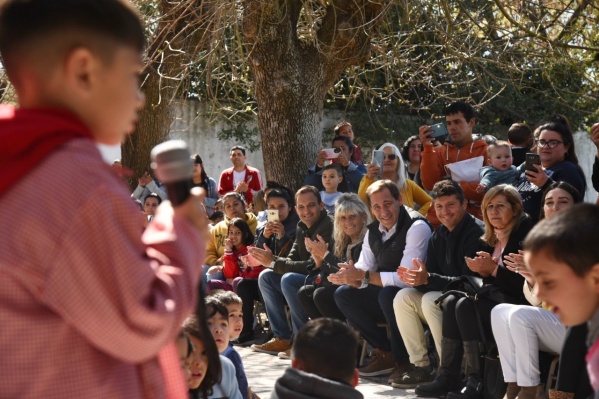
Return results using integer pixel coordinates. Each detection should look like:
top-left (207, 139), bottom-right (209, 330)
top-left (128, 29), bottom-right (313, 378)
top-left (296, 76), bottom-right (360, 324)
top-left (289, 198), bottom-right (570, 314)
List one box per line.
top-left (192, 154), bottom-right (219, 215)
top-left (304, 136), bottom-right (365, 193)
top-left (249, 186), bottom-right (334, 358)
top-left (330, 180), bottom-right (432, 384)
top-left (401, 136), bottom-right (424, 188)
top-left (516, 115), bottom-right (586, 223)
top-left (507, 123), bottom-right (533, 167)
top-left (335, 120), bottom-right (364, 166)
top-left (359, 143), bottom-right (432, 218)
top-left (272, 318), bottom-right (364, 399)
top-left (218, 145), bottom-right (263, 205)
top-left (419, 102), bottom-right (488, 219)
top-left (392, 180), bottom-right (485, 388)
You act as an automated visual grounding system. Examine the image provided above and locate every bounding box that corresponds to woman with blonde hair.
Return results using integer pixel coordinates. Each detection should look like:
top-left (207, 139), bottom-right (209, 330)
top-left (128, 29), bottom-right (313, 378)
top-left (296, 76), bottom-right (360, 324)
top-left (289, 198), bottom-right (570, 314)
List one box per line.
top-left (298, 193), bottom-right (371, 321)
top-left (359, 142), bottom-right (431, 217)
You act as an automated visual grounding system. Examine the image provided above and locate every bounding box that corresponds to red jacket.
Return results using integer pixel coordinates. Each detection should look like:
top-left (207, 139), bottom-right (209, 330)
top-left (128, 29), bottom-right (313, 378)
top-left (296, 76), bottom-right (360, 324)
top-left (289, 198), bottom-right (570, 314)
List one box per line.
top-left (223, 245), bottom-right (265, 279)
top-left (218, 165), bottom-right (262, 204)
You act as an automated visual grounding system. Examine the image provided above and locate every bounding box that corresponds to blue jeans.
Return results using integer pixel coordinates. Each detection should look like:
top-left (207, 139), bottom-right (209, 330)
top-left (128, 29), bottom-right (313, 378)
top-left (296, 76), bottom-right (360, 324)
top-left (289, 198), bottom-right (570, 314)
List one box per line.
top-left (335, 284), bottom-right (409, 364)
top-left (258, 269), bottom-right (312, 340)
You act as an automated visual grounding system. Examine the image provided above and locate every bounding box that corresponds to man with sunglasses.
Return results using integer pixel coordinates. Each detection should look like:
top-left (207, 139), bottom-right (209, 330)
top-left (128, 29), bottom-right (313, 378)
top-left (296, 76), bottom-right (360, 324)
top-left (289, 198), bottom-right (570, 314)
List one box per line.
top-left (418, 102), bottom-right (488, 219)
top-left (304, 136), bottom-right (365, 193)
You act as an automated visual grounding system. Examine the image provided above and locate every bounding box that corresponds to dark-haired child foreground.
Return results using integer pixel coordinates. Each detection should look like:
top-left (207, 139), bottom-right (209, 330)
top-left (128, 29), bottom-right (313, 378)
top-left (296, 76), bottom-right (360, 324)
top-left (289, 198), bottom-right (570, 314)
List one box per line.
top-left (0, 1), bottom-right (207, 397)
top-left (271, 318), bottom-right (363, 399)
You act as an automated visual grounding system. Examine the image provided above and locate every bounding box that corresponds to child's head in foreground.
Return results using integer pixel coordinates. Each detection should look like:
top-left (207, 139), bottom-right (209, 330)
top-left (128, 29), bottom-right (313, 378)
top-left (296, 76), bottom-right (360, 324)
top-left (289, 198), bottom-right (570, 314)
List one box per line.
top-left (321, 163), bottom-right (343, 193)
top-left (0, 0), bottom-right (145, 145)
top-left (524, 204), bottom-right (599, 326)
top-left (205, 296), bottom-right (230, 353)
top-left (292, 318), bottom-right (360, 387)
top-left (486, 141), bottom-right (513, 171)
top-left (208, 290), bottom-right (243, 340)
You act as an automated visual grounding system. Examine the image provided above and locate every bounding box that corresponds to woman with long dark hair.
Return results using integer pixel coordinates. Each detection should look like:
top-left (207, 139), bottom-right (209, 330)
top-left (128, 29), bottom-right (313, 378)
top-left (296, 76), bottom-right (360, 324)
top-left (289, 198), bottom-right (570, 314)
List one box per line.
top-left (191, 154), bottom-right (218, 215)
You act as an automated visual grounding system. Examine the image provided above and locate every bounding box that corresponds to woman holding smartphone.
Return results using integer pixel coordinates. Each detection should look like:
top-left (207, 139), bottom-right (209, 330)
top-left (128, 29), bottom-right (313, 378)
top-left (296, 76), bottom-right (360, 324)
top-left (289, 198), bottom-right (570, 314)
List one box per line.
top-left (359, 142), bottom-right (432, 217)
top-left (516, 115), bottom-right (586, 223)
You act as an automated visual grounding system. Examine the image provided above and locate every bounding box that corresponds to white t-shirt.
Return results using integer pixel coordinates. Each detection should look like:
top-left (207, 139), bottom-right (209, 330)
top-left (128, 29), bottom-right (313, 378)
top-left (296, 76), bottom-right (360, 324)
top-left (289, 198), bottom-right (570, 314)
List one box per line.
top-left (233, 170), bottom-right (246, 188)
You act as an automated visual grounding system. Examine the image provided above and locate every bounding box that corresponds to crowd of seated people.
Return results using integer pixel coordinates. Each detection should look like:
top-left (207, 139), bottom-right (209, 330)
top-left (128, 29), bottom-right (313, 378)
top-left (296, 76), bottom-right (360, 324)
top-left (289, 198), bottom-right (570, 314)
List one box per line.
top-left (135, 110), bottom-right (599, 399)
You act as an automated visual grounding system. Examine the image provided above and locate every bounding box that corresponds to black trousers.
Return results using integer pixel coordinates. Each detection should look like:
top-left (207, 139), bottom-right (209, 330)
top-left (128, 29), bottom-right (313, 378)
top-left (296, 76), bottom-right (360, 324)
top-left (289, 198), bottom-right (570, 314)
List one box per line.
top-left (555, 323), bottom-right (592, 397)
top-left (297, 284), bottom-right (346, 321)
top-left (235, 278), bottom-right (263, 339)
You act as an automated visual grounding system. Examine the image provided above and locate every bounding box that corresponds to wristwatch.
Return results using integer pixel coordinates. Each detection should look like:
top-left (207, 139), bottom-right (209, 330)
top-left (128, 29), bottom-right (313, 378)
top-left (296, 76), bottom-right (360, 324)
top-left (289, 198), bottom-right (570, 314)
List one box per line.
top-left (360, 270), bottom-right (370, 289)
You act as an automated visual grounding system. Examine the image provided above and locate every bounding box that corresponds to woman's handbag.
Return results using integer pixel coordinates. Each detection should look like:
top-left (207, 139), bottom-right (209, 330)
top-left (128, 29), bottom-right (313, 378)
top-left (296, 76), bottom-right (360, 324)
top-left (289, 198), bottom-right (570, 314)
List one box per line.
top-left (436, 275), bottom-right (506, 305)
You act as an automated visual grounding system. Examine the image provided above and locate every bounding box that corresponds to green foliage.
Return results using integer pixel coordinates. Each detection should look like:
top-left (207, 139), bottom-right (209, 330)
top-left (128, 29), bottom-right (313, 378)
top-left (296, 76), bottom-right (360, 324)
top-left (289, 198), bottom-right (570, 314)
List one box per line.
top-left (217, 122), bottom-right (261, 153)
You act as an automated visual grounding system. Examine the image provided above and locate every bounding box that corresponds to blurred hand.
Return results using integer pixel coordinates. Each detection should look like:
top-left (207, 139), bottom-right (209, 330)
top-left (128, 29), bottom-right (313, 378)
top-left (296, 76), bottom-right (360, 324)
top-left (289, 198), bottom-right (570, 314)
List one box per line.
top-left (366, 163), bottom-right (381, 180)
top-left (419, 125), bottom-right (434, 147)
top-left (316, 150), bottom-right (327, 168)
top-left (327, 261), bottom-right (363, 287)
top-left (248, 244), bottom-right (274, 266)
top-left (168, 187), bottom-right (209, 236)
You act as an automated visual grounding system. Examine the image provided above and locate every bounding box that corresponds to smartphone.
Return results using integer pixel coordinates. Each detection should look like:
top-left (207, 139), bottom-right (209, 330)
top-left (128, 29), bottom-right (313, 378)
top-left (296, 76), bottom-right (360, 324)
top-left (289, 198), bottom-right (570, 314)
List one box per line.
top-left (372, 150), bottom-right (384, 179)
top-left (267, 209), bottom-right (279, 222)
top-left (525, 153), bottom-right (541, 172)
top-left (322, 147), bottom-right (341, 159)
top-left (427, 122), bottom-right (448, 139)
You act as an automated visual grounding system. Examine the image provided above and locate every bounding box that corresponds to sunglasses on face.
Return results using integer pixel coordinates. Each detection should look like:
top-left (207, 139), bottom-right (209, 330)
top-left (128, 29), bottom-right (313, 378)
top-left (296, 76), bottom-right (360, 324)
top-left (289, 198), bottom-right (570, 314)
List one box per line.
top-left (384, 154), bottom-right (397, 161)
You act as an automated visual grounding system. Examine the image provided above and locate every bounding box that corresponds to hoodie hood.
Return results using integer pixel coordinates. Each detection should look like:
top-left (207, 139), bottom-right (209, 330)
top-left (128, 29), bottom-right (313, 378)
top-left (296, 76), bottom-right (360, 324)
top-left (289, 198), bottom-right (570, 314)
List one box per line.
top-left (442, 135), bottom-right (488, 162)
top-left (0, 105), bottom-right (92, 197)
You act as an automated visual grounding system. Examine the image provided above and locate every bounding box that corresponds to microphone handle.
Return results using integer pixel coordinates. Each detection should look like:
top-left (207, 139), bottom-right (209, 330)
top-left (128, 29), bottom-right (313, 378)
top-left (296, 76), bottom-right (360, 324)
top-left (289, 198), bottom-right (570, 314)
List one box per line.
top-left (165, 180), bottom-right (194, 207)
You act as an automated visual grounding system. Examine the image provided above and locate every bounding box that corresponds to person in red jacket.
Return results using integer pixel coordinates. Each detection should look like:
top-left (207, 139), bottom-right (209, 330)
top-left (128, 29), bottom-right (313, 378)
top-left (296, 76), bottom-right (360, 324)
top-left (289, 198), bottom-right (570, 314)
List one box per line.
top-left (218, 145), bottom-right (263, 204)
top-left (418, 102), bottom-right (488, 219)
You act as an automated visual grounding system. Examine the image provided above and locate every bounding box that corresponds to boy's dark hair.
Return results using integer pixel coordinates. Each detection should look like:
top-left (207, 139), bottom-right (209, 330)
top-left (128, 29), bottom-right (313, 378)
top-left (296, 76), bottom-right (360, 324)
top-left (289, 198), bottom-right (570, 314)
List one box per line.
top-left (205, 296), bottom-right (229, 320)
top-left (524, 204), bottom-right (599, 277)
top-left (0, 0), bottom-right (145, 73)
top-left (322, 163), bottom-right (343, 176)
top-left (230, 145), bottom-right (246, 156)
top-left (539, 181), bottom-right (582, 220)
top-left (293, 318), bottom-right (359, 384)
top-left (228, 217), bottom-right (254, 246)
top-left (444, 101), bottom-right (476, 122)
top-left (507, 123), bottom-right (532, 147)
top-left (332, 135), bottom-right (355, 155)
top-left (208, 211), bottom-right (224, 222)
top-left (295, 185), bottom-right (322, 204)
top-left (212, 290), bottom-right (243, 307)
top-left (266, 188), bottom-right (294, 208)
top-left (430, 179), bottom-right (465, 204)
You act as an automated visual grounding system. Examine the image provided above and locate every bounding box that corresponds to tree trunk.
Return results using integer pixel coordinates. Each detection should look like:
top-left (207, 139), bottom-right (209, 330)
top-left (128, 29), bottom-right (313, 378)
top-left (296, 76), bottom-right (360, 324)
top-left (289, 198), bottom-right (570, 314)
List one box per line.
top-left (243, 0), bottom-right (385, 190)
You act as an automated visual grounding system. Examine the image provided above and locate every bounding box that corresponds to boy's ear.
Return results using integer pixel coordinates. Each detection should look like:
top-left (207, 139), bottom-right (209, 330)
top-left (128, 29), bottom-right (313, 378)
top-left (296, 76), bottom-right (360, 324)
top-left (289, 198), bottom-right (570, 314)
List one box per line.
top-left (338, 175), bottom-right (344, 183)
top-left (63, 47), bottom-right (99, 95)
top-left (590, 263), bottom-right (599, 292)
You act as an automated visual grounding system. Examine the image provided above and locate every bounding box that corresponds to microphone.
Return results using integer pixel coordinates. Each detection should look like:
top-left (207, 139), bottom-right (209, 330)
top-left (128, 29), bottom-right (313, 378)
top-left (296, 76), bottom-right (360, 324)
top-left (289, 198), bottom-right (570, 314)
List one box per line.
top-left (150, 140), bottom-right (194, 206)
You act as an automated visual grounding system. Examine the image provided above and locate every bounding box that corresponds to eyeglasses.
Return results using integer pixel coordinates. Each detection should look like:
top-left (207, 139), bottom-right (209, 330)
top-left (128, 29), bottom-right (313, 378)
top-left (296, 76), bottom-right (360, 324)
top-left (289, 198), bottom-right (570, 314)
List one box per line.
top-left (384, 154), bottom-right (397, 161)
top-left (535, 139), bottom-right (563, 149)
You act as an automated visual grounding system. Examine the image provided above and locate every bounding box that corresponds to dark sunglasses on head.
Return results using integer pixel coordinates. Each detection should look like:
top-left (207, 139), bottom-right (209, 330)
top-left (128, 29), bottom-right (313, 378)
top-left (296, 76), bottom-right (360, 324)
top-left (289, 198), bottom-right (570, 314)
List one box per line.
top-left (384, 154), bottom-right (397, 161)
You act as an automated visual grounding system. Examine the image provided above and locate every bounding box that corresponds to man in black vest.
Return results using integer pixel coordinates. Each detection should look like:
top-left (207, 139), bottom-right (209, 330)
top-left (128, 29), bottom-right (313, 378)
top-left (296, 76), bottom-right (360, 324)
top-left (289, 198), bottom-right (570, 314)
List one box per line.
top-left (329, 180), bottom-right (432, 385)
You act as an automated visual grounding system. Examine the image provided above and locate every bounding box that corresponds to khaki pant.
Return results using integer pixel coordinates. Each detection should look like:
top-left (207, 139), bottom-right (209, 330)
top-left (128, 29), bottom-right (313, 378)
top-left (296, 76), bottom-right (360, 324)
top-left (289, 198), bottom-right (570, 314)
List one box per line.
top-left (393, 289), bottom-right (443, 367)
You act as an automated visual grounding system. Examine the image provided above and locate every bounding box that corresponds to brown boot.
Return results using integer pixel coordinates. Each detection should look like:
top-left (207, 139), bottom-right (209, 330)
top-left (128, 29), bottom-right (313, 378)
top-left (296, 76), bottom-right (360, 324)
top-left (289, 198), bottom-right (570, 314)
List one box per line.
top-left (517, 385), bottom-right (545, 399)
top-left (548, 390), bottom-right (574, 399)
top-left (504, 382), bottom-right (521, 399)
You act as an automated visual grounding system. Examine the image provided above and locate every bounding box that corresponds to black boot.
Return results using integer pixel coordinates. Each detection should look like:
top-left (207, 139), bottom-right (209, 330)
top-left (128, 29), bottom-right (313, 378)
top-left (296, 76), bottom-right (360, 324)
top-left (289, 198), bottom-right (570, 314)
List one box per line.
top-left (446, 340), bottom-right (483, 399)
top-left (415, 338), bottom-right (462, 397)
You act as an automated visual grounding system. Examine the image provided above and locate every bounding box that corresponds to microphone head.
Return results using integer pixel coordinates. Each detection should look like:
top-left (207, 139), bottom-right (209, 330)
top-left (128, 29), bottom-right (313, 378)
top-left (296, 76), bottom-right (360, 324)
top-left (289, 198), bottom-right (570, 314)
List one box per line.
top-left (150, 140), bottom-right (193, 183)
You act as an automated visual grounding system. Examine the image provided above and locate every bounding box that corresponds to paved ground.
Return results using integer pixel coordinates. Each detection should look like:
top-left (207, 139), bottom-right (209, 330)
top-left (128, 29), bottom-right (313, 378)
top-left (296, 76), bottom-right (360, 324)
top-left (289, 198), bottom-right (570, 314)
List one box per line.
top-left (237, 345), bottom-right (419, 398)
